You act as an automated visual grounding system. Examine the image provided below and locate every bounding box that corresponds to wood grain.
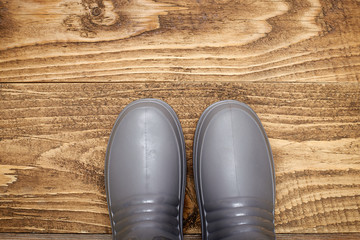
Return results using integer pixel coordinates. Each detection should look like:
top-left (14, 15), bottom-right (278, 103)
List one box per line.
top-left (1, 82), bottom-right (359, 234)
top-left (1, 233), bottom-right (360, 240)
top-left (0, 0), bottom-right (360, 236)
top-left (0, 0), bottom-right (360, 83)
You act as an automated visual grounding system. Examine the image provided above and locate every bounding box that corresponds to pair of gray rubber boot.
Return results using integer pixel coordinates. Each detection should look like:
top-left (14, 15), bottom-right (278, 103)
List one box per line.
top-left (105, 99), bottom-right (275, 240)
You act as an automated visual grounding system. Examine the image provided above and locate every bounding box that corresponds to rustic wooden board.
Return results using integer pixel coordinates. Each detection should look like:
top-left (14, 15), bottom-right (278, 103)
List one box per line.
top-left (1, 233), bottom-right (360, 240)
top-left (0, 0), bottom-right (360, 236)
top-left (1, 82), bottom-right (359, 234)
top-left (1, 0), bottom-right (360, 83)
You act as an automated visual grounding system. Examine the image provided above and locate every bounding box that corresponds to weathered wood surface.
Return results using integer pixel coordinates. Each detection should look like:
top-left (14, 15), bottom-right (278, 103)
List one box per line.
top-left (2, 233), bottom-right (360, 240)
top-left (0, 0), bottom-right (360, 236)
top-left (1, 82), bottom-right (359, 234)
top-left (1, 0), bottom-right (360, 83)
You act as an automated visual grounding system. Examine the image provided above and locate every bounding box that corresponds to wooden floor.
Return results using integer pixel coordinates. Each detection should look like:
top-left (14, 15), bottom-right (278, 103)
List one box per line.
top-left (1, 233), bottom-right (360, 240)
top-left (0, 0), bottom-right (359, 238)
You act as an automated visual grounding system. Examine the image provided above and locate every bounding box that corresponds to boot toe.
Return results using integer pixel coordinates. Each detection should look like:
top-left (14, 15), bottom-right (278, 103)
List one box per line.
top-left (194, 100), bottom-right (275, 239)
top-left (105, 99), bottom-right (186, 240)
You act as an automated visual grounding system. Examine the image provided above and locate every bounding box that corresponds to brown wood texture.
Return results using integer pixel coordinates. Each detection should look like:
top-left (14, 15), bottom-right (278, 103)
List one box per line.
top-left (2, 233), bottom-right (360, 240)
top-left (0, 0), bottom-right (360, 236)
top-left (1, 83), bottom-right (359, 234)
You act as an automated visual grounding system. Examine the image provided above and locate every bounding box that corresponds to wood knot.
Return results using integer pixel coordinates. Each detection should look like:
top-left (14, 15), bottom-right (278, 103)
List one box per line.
top-left (87, 1), bottom-right (119, 27)
top-left (91, 7), bottom-right (102, 16)
top-left (62, 0), bottom-right (184, 39)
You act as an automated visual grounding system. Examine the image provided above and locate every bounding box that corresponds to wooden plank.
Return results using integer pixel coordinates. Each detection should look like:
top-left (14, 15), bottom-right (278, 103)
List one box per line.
top-left (0, 82), bottom-right (359, 234)
top-left (0, 0), bottom-right (359, 83)
top-left (1, 0), bottom-right (360, 235)
top-left (1, 233), bottom-right (360, 240)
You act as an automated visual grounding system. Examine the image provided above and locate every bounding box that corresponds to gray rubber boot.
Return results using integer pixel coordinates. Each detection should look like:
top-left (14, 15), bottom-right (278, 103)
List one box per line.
top-left (193, 100), bottom-right (276, 240)
top-left (105, 99), bottom-right (186, 240)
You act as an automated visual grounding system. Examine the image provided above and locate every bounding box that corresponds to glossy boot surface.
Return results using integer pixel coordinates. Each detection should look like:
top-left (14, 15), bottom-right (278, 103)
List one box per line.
top-left (105, 99), bottom-right (186, 240)
top-left (193, 100), bottom-right (276, 240)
